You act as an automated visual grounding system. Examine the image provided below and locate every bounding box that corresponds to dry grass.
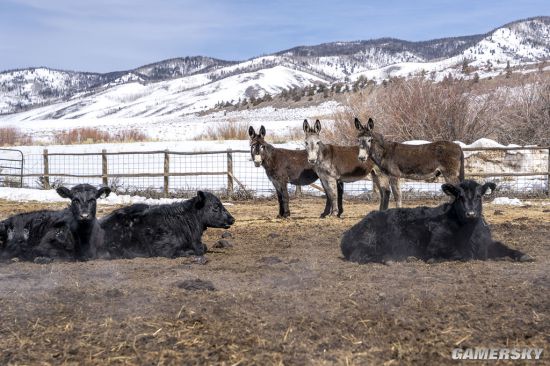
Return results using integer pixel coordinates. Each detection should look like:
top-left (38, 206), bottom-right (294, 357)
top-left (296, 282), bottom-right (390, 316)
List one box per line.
top-left (196, 122), bottom-right (304, 143)
top-left (0, 199), bottom-right (548, 365)
top-left (0, 126), bottom-right (33, 146)
top-left (195, 121), bottom-right (250, 140)
top-left (52, 128), bottom-right (149, 145)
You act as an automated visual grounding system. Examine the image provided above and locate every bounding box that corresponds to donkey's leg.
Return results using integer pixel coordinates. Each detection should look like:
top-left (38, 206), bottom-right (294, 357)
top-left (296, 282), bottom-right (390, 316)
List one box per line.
top-left (280, 182), bottom-right (291, 218)
top-left (371, 172), bottom-right (391, 211)
top-left (325, 178), bottom-right (340, 217)
top-left (389, 176), bottom-right (402, 208)
top-left (337, 180), bottom-right (344, 217)
top-left (319, 177), bottom-right (338, 218)
top-left (319, 179), bottom-right (332, 217)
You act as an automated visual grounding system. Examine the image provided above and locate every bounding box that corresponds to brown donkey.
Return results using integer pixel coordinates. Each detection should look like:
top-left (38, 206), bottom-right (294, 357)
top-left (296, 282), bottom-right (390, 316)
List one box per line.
top-left (249, 125), bottom-right (334, 218)
top-left (303, 119), bottom-right (401, 217)
top-left (354, 118), bottom-right (465, 189)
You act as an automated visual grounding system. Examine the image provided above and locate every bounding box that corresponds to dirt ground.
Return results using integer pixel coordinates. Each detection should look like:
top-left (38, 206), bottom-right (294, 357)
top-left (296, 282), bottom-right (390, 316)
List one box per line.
top-left (0, 197), bottom-right (548, 365)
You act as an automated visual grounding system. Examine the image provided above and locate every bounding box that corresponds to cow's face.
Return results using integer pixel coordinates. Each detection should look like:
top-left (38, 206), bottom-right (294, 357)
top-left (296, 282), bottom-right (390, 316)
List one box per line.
top-left (249, 125), bottom-right (267, 167)
top-left (196, 191), bottom-right (235, 229)
top-left (303, 119), bottom-right (322, 164)
top-left (2, 217), bottom-right (30, 256)
top-left (442, 180), bottom-right (496, 223)
top-left (354, 117), bottom-right (375, 162)
top-left (57, 184), bottom-right (111, 223)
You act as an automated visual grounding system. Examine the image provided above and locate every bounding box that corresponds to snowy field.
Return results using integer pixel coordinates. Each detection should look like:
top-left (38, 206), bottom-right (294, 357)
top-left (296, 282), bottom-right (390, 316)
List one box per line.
top-left (0, 101), bottom-right (342, 142)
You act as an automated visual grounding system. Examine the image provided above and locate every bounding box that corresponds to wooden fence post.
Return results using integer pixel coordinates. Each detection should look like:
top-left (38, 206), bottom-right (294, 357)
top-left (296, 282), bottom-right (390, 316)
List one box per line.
top-left (42, 149), bottom-right (50, 189)
top-left (102, 149), bottom-right (108, 186)
top-left (164, 149), bottom-right (170, 197)
top-left (547, 148), bottom-right (549, 196)
top-left (227, 149), bottom-right (234, 194)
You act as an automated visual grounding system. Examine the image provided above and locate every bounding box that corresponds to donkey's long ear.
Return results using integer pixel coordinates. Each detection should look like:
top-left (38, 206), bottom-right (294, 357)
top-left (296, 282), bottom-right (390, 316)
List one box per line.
top-left (354, 117), bottom-right (363, 131)
top-left (248, 126), bottom-right (256, 138)
top-left (481, 182), bottom-right (496, 195)
top-left (367, 118), bottom-right (374, 131)
top-left (303, 119), bottom-right (310, 133)
top-left (314, 120), bottom-right (321, 134)
top-left (259, 125), bottom-right (266, 138)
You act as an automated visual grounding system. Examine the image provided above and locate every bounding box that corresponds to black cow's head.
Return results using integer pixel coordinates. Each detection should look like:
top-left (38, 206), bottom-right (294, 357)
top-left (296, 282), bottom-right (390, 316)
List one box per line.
top-left (249, 125), bottom-right (267, 167)
top-left (442, 180), bottom-right (496, 223)
top-left (57, 184), bottom-right (111, 223)
top-left (195, 191), bottom-right (235, 229)
top-left (3, 216), bottom-right (30, 257)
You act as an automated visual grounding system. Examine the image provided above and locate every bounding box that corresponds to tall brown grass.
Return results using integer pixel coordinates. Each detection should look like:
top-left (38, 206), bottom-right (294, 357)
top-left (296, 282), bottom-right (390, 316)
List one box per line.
top-left (195, 121), bottom-right (250, 140)
top-left (53, 127), bottom-right (148, 145)
top-left (0, 126), bottom-right (33, 146)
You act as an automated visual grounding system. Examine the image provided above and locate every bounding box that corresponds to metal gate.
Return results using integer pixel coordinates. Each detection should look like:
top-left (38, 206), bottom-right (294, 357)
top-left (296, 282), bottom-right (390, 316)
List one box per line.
top-left (0, 148), bottom-right (24, 188)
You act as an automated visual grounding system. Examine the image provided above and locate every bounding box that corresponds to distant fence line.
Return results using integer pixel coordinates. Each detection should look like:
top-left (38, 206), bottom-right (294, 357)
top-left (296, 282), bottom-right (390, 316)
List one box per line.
top-left (0, 146), bottom-right (548, 199)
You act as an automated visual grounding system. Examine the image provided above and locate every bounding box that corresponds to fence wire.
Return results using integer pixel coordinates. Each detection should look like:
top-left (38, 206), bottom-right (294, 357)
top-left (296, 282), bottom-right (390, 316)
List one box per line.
top-left (2, 146), bottom-right (548, 199)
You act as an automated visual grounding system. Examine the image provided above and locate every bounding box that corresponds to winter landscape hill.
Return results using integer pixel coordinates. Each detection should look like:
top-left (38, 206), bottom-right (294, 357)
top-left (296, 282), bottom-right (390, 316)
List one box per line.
top-left (0, 16), bottom-right (548, 120)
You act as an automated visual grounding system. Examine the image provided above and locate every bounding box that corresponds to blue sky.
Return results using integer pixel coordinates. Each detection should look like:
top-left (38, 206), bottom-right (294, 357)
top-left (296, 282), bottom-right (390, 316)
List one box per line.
top-left (0, 0), bottom-right (548, 73)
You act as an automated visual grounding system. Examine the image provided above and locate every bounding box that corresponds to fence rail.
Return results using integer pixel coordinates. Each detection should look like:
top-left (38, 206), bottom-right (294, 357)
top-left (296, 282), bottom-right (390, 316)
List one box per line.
top-left (0, 146), bottom-right (548, 199)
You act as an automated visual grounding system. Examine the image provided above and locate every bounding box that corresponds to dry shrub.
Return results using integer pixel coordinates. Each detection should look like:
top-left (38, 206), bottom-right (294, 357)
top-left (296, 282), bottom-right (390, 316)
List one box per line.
top-left (196, 121), bottom-right (249, 140)
top-left (113, 129), bottom-right (148, 142)
top-left (497, 74), bottom-right (550, 146)
top-left (0, 126), bottom-right (33, 146)
top-left (329, 74), bottom-right (550, 146)
top-left (53, 128), bottom-right (148, 145)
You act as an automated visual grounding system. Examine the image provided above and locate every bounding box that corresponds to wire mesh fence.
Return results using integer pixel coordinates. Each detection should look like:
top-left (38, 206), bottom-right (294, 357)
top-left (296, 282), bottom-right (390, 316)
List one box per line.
top-left (1, 146), bottom-right (548, 199)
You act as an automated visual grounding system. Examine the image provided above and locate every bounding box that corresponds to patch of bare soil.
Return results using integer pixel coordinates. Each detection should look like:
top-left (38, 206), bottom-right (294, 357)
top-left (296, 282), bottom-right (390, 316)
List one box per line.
top-left (0, 198), bottom-right (548, 365)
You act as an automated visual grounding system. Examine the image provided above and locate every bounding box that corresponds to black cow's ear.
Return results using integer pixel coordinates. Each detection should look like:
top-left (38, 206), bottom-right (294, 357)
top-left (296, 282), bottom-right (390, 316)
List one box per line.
top-left (481, 182), bottom-right (496, 195)
top-left (441, 184), bottom-right (459, 197)
top-left (56, 186), bottom-right (72, 199)
top-left (97, 186), bottom-right (111, 199)
top-left (354, 117), bottom-right (363, 131)
top-left (303, 119), bottom-right (309, 133)
top-left (248, 126), bottom-right (255, 138)
top-left (195, 190), bottom-right (206, 209)
top-left (314, 119), bottom-right (321, 134)
top-left (259, 125), bottom-right (266, 138)
top-left (367, 118), bottom-right (374, 131)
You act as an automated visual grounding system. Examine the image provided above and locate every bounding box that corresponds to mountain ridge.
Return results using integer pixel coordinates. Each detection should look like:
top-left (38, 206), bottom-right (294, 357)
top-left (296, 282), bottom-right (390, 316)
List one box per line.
top-left (0, 16), bottom-right (548, 117)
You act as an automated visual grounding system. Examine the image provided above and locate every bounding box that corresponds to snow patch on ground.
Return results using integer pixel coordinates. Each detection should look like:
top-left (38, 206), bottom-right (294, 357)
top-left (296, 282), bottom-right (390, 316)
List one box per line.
top-left (491, 197), bottom-right (523, 206)
top-left (0, 187), bottom-right (209, 206)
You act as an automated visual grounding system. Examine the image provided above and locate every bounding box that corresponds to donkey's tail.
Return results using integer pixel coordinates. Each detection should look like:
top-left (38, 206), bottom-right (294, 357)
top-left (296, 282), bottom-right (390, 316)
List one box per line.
top-left (459, 149), bottom-right (465, 181)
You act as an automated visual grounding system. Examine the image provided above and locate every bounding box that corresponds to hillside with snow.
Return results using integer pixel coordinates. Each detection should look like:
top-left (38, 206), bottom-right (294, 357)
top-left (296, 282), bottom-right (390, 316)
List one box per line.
top-left (0, 16), bottom-right (548, 120)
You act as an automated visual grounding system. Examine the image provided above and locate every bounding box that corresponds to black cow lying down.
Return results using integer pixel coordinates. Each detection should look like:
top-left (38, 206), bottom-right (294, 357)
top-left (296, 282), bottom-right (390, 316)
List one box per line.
top-left (0, 210), bottom-right (72, 261)
top-left (341, 180), bottom-right (532, 264)
top-left (0, 184), bottom-right (111, 262)
top-left (100, 191), bottom-right (235, 259)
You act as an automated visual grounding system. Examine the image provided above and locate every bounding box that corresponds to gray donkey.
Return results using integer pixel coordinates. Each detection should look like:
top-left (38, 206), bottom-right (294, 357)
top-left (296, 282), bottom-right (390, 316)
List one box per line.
top-left (354, 118), bottom-right (464, 188)
top-left (303, 119), bottom-right (401, 217)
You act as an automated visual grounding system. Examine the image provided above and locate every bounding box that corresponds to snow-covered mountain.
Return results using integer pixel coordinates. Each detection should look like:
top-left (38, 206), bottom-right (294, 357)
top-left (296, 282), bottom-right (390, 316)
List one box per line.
top-left (0, 16), bottom-right (548, 118)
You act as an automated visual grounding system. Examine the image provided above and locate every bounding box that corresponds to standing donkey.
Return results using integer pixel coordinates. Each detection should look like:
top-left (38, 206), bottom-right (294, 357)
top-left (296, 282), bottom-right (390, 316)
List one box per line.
top-left (249, 125), bottom-right (333, 218)
top-left (303, 119), bottom-right (400, 217)
top-left (354, 118), bottom-right (464, 192)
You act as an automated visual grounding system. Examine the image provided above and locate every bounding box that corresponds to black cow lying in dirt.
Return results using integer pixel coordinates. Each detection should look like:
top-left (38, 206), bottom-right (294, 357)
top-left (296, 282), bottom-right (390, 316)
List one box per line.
top-left (0, 184), bottom-right (111, 262)
top-left (100, 191), bottom-right (235, 259)
top-left (0, 210), bottom-right (70, 261)
top-left (341, 180), bottom-right (532, 264)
